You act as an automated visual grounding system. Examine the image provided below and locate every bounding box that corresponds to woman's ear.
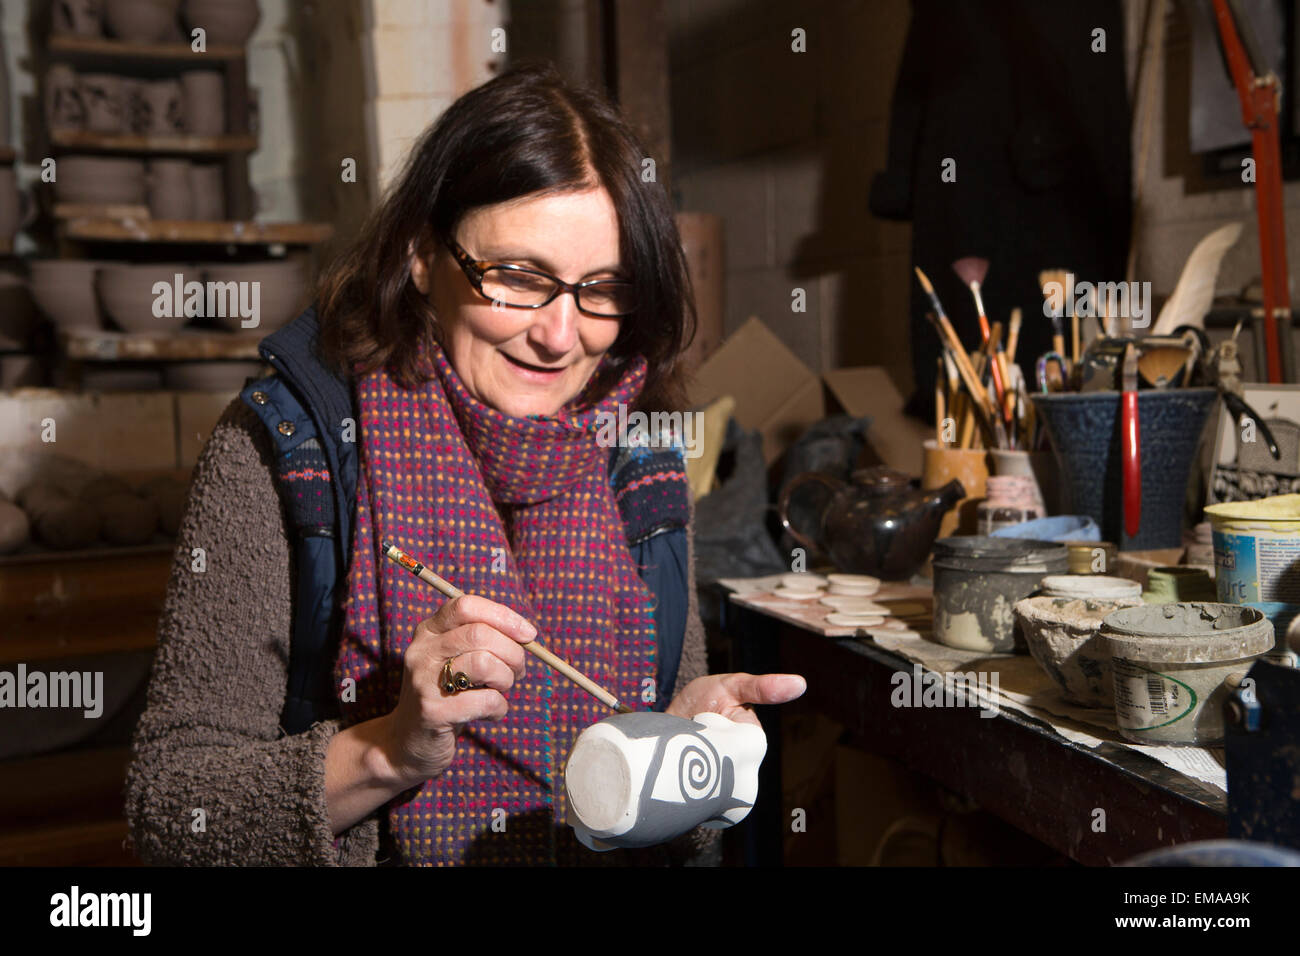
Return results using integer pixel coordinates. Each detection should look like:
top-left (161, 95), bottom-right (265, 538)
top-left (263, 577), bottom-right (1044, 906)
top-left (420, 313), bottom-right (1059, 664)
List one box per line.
top-left (409, 233), bottom-right (434, 295)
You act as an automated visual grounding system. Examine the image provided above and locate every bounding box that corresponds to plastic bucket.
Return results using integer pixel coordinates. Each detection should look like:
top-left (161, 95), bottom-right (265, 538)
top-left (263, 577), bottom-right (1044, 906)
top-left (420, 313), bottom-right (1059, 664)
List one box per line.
top-left (1100, 603), bottom-right (1274, 745)
top-left (1205, 494), bottom-right (1300, 666)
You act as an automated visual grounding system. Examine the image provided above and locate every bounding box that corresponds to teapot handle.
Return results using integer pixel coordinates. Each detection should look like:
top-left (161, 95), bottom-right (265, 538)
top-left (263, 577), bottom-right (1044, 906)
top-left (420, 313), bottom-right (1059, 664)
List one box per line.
top-left (777, 472), bottom-right (841, 555)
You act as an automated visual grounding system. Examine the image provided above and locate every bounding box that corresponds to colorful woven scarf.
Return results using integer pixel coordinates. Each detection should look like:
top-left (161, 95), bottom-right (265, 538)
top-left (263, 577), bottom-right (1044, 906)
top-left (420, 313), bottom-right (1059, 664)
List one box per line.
top-left (335, 341), bottom-right (658, 866)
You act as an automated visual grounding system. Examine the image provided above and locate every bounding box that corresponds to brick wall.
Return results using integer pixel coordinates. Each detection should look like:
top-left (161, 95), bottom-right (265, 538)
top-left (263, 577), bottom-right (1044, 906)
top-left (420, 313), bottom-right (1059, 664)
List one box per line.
top-left (668, 0), bottom-right (913, 393)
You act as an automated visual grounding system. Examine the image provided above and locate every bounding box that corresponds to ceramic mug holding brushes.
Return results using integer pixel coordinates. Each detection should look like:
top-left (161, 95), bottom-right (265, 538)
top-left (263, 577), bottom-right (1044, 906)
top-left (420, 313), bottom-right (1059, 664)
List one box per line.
top-left (921, 439), bottom-right (988, 538)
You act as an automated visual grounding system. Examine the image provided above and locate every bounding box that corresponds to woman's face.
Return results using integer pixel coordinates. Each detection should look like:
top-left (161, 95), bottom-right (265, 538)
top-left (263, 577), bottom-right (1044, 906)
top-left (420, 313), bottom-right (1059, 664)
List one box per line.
top-left (411, 187), bottom-right (624, 419)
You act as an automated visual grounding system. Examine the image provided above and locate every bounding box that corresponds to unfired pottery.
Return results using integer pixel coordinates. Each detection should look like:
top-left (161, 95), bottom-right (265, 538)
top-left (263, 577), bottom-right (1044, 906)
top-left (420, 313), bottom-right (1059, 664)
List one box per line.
top-left (104, 0), bottom-right (180, 42)
top-left (53, 0), bottom-right (105, 36)
top-left (181, 70), bottom-right (224, 135)
top-left (129, 78), bottom-right (184, 136)
top-left (78, 73), bottom-right (126, 134)
top-left (203, 260), bottom-right (307, 331)
top-left (182, 0), bottom-right (260, 46)
top-left (564, 711), bottom-right (766, 852)
top-left (147, 159), bottom-right (193, 219)
top-left (97, 262), bottom-right (191, 333)
top-left (29, 260), bottom-right (106, 330)
top-left (188, 163), bottom-right (225, 219)
top-left (45, 64), bottom-right (85, 131)
top-left (53, 156), bottom-right (146, 206)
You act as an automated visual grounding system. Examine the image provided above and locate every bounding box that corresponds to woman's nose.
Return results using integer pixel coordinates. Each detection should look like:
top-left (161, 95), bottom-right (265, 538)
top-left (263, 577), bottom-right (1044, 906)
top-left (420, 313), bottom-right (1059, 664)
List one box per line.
top-left (527, 294), bottom-right (581, 356)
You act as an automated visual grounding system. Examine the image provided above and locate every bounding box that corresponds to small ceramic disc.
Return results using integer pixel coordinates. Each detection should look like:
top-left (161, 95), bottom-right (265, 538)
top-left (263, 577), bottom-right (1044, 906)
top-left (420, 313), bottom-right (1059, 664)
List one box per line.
top-left (779, 572), bottom-right (828, 591)
top-left (828, 583), bottom-right (881, 597)
top-left (825, 612), bottom-right (886, 627)
top-left (772, 587), bottom-right (825, 600)
top-left (827, 574), bottom-right (881, 588)
top-left (819, 596), bottom-right (888, 612)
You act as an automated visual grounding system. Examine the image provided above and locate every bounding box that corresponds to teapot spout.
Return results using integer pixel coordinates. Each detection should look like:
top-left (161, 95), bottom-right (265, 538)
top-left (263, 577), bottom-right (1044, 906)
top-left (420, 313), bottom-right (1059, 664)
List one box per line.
top-left (926, 478), bottom-right (966, 515)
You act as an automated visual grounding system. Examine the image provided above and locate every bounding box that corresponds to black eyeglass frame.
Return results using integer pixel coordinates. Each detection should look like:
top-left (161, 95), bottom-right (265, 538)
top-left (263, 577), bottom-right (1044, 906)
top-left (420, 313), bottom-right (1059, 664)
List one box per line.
top-left (440, 234), bottom-right (635, 318)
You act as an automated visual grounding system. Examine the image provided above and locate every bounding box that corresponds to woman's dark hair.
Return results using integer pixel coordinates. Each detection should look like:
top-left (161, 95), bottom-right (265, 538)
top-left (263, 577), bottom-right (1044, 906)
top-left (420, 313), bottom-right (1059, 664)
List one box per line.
top-left (317, 60), bottom-right (695, 412)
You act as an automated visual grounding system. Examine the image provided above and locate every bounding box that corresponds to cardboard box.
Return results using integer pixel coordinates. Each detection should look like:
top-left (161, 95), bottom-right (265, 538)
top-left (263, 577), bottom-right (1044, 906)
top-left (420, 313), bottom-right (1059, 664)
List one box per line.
top-left (690, 316), bottom-right (931, 474)
top-left (822, 366), bottom-right (931, 476)
top-left (689, 316), bottom-right (824, 465)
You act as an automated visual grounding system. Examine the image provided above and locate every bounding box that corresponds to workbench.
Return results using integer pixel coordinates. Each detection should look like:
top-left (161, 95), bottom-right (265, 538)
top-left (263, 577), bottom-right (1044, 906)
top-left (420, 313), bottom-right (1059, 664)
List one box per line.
top-left (720, 591), bottom-right (1229, 866)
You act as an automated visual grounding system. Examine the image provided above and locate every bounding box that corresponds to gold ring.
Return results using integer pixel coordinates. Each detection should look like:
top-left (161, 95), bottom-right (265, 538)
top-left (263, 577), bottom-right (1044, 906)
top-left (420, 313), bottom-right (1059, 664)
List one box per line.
top-left (441, 658), bottom-right (472, 694)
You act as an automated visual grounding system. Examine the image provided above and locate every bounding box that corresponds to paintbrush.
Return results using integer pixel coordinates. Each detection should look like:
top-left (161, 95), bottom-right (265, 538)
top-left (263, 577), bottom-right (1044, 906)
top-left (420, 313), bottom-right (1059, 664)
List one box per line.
top-left (923, 307), bottom-right (1000, 448)
top-left (381, 541), bottom-right (633, 714)
top-left (952, 256), bottom-right (1010, 422)
top-left (1006, 308), bottom-right (1022, 365)
top-left (1039, 269), bottom-right (1073, 370)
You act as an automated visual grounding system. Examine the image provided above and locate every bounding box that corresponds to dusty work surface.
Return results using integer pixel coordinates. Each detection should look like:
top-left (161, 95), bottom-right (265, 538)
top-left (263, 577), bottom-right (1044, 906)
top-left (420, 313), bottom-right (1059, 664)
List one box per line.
top-left (725, 574), bottom-right (1227, 794)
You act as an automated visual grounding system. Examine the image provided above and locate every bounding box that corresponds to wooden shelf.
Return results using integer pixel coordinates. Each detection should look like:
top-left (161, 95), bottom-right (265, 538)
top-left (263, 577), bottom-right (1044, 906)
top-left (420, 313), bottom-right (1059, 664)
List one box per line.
top-left (53, 202), bottom-right (150, 220)
top-left (51, 129), bottom-right (256, 154)
top-left (0, 547), bottom-right (172, 664)
top-left (0, 746), bottom-right (133, 831)
top-left (49, 33), bottom-right (245, 63)
top-left (62, 217), bottom-right (333, 245)
top-left (0, 817), bottom-right (135, 866)
top-left (60, 329), bottom-right (264, 361)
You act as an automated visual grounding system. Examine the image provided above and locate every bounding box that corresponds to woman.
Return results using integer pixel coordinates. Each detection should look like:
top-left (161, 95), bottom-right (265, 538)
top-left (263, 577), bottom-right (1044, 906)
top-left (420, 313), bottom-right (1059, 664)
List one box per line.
top-left (126, 61), bottom-right (805, 866)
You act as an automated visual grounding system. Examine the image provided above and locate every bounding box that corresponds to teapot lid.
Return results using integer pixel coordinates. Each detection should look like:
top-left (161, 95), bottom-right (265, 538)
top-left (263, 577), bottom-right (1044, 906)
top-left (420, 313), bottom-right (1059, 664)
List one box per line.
top-left (850, 466), bottom-right (913, 492)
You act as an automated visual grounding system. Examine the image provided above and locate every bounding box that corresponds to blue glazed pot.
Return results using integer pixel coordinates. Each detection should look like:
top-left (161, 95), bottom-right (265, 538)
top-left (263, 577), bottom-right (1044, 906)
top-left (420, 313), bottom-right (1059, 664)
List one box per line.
top-left (1031, 388), bottom-right (1218, 551)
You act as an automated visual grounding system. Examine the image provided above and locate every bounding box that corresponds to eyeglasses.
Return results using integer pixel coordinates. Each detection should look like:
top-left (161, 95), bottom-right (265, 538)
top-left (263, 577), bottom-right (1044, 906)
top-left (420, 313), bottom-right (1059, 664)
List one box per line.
top-left (440, 234), bottom-right (635, 318)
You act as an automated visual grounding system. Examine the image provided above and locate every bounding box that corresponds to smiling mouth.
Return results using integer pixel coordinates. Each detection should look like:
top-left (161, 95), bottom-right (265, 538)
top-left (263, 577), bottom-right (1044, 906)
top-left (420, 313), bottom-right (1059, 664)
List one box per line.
top-left (502, 352), bottom-right (565, 375)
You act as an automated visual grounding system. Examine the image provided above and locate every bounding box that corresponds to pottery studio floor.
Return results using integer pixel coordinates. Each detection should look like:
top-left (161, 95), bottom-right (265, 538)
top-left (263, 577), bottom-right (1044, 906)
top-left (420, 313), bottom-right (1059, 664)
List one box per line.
top-left (722, 574), bottom-right (1227, 796)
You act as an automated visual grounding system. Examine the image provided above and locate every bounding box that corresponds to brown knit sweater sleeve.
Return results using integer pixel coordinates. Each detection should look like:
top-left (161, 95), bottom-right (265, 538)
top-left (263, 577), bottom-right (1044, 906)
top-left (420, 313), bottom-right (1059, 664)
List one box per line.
top-left (671, 499), bottom-right (709, 700)
top-left (124, 399), bottom-right (380, 866)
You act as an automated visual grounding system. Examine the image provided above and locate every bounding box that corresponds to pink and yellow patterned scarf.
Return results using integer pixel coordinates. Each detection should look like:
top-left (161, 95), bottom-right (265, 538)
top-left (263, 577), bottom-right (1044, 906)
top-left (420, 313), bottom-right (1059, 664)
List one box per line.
top-left (335, 341), bottom-right (657, 865)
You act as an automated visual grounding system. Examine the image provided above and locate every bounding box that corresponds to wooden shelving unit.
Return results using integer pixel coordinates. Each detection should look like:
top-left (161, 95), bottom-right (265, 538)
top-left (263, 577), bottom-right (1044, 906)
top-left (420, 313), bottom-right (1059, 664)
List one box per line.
top-left (62, 217), bottom-right (333, 246)
top-left (49, 34), bottom-right (246, 62)
top-left (50, 129), bottom-right (257, 154)
top-left (60, 328), bottom-right (263, 361)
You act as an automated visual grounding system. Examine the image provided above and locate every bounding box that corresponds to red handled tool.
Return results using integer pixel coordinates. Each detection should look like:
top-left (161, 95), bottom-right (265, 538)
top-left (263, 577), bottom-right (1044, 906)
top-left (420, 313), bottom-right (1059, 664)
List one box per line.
top-left (1121, 344), bottom-right (1141, 540)
top-left (1212, 0), bottom-right (1293, 383)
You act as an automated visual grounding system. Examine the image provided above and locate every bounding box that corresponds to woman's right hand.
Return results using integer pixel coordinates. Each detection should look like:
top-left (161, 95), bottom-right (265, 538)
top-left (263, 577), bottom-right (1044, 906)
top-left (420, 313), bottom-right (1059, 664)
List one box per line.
top-left (382, 593), bottom-right (536, 787)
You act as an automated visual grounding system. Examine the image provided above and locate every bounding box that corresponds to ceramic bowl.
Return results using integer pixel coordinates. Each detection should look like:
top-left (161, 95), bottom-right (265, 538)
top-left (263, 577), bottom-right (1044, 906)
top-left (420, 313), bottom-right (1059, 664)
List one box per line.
top-left (53, 156), bottom-right (146, 206)
top-left (1014, 595), bottom-right (1142, 707)
top-left (182, 0), bottom-right (260, 46)
top-left (104, 0), bottom-right (180, 42)
top-left (96, 263), bottom-right (191, 333)
top-left (203, 260), bottom-right (307, 332)
top-left (29, 260), bottom-right (106, 330)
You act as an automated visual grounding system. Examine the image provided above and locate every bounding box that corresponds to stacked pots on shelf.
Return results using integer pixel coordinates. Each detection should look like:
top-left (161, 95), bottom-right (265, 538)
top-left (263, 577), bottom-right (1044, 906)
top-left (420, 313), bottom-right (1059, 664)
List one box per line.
top-left (53, 0), bottom-right (261, 46)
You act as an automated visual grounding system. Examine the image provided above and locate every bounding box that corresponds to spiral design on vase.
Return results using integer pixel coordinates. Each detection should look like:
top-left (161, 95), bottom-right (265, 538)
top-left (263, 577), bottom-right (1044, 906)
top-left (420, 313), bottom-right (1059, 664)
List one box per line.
top-left (677, 735), bottom-right (721, 801)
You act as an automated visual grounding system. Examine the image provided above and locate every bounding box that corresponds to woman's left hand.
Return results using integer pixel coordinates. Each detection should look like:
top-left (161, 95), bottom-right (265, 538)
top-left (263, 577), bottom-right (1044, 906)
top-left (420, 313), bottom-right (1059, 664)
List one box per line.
top-left (664, 672), bottom-right (806, 726)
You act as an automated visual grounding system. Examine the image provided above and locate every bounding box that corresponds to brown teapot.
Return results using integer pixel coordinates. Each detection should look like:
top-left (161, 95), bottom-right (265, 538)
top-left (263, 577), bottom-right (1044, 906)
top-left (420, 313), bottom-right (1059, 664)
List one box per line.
top-left (778, 466), bottom-right (964, 580)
